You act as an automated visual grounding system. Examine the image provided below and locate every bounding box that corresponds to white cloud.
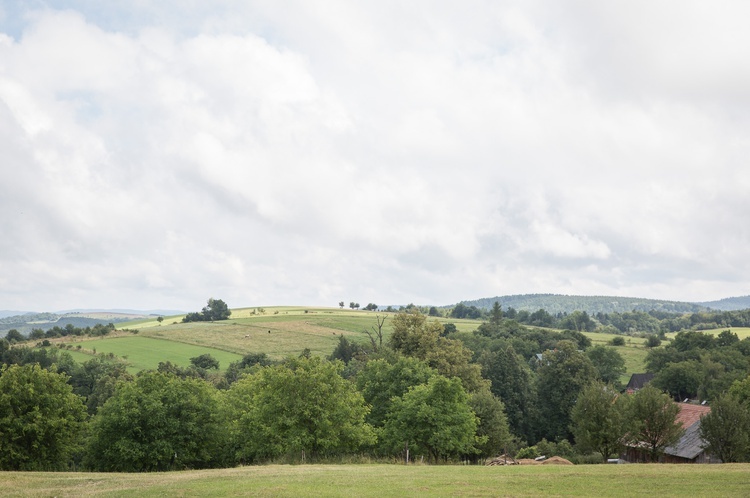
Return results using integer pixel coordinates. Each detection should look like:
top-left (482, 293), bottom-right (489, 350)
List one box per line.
top-left (1, 2), bottom-right (749, 310)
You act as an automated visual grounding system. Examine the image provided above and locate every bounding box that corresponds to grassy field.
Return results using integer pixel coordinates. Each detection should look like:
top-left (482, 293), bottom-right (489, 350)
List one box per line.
top-left (583, 332), bottom-right (649, 383)
top-left (60, 335), bottom-right (243, 373)
top-left (665, 327), bottom-right (750, 340)
top-left (40, 307), bottom-right (649, 377)
top-left (1, 463), bottom-right (749, 497)
top-left (118, 307), bottom-right (484, 361)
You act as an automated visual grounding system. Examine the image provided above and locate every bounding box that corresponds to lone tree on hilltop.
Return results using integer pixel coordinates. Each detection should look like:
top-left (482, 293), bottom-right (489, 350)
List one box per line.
top-left (183, 298), bottom-right (231, 323)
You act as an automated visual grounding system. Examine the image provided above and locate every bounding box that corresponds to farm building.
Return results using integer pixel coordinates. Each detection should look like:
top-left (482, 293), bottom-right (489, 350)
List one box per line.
top-left (622, 402), bottom-right (720, 464)
top-left (625, 373), bottom-right (654, 393)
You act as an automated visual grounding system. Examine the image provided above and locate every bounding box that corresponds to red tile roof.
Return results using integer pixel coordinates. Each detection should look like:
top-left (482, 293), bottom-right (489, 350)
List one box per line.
top-left (676, 402), bottom-right (711, 429)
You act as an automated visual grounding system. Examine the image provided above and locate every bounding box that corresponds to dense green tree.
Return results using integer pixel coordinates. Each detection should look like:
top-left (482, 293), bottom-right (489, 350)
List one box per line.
top-left (329, 335), bottom-right (364, 365)
top-left (29, 329), bottom-right (45, 340)
top-left (225, 357), bottom-right (375, 463)
top-left (450, 303), bottom-right (483, 319)
top-left (716, 329), bottom-right (740, 347)
top-left (4, 329), bottom-right (24, 344)
top-left (626, 385), bottom-right (684, 462)
top-left (559, 311), bottom-right (596, 332)
top-left (699, 393), bottom-right (750, 462)
top-left (381, 375), bottom-right (482, 462)
top-left (489, 301), bottom-right (503, 326)
top-left (528, 309), bottom-right (554, 327)
top-left (571, 382), bottom-right (630, 461)
top-left (0, 364), bottom-right (86, 470)
top-left (224, 352), bottom-right (273, 385)
top-left (672, 330), bottom-right (715, 352)
top-left (586, 345), bottom-right (626, 388)
top-left (535, 340), bottom-right (598, 441)
top-left (68, 356), bottom-right (133, 414)
top-left (355, 356), bottom-right (436, 427)
top-left (389, 311), bottom-right (485, 391)
top-left (644, 335), bottom-right (662, 348)
top-left (558, 329), bottom-right (592, 350)
top-left (729, 375), bottom-right (750, 404)
top-left (477, 346), bottom-right (535, 441)
top-left (203, 298), bottom-right (231, 321)
top-left (470, 387), bottom-right (512, 458)
top-left (610, 336), bottom-right (626, 346)
top-left (86, 372), bottom-right (225, 471)
top-left (182, 298), bottom-right (231, 322)
top-left (652, 361), bottom-right (703, 401)
top-left (190, 354), bottom-right (220, 370)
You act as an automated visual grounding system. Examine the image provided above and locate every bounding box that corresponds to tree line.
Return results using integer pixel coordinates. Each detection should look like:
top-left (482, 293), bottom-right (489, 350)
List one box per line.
top-left (3, 305), bottom-right (750, 471)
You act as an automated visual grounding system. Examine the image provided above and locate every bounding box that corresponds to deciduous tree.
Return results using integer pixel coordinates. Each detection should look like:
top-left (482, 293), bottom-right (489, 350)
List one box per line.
top-left (355, 356), bottom-right (436, 427)
top-left (85, 372), bottom-right (225, 471)
top-left (381, 375), bottom-right (482, 462)
top-left (535, 340), bottom-right (598, 441)
top-left (586, 345), bottom-right (626, 388)
top-left (699, 393), bottom-right (750, 462)
top-left (626, 385), bottom-right (684, 462)
top-left (571, 382), bottom-right (630, 461)
top-left (0, 364), bottom-right (86, 470)
top-left (225, 356), bottom-right (375, 462)
top-left (470, 387), bottom-right (512, 458)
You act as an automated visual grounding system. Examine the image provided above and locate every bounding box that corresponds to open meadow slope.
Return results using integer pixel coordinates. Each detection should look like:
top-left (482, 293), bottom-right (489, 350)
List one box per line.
top-left (1, 464), bottom-right (749, 497)
top-left (119, 307), bottom-right (484, 360)
top-left (46, 306), bottom-right (649, 375)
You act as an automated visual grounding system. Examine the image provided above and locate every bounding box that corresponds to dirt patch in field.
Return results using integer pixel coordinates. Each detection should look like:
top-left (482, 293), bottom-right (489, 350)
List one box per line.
top-left (541, 456), bottom-right (574, 465)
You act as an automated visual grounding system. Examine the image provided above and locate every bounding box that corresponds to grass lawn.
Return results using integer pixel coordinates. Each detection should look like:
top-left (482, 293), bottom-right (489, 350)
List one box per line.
top-left (72, 336), bottom-right (243, 373)
top-left (1, 463), bottom-right (749, 497)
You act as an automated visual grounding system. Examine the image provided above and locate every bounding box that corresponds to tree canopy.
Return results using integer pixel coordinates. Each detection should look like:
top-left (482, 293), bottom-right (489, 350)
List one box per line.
top-left (0, 364), bottom-right (86, 470)
top-left (182, 298), bottom-right (231, 322)
top-left (85, 372), bottom-right (225, 471)
top-left (381, 375), bottom-right (482, 462)
top-left (225, 356), bottom-right (375, 462)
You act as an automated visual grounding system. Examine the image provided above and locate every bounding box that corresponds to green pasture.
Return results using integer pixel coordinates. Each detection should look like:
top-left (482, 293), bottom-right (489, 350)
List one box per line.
top-left (72, 336), bottom-right (243, 373)
top-left (107, 307), bottom-right (648, 377)
top-left (583, 332), bottom-right (649, 381)
top-left (665, 327), bottom-right (750, 340)
top-left (2, 463), bottom-right (749, 497)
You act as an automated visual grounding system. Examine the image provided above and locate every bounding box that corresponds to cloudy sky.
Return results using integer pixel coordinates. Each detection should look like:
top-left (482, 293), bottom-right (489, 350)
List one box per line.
top-left (1, 1), bottom-right (749, 312)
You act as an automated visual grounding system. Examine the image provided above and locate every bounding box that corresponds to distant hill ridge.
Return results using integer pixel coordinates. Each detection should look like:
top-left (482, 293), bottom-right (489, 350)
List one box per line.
top-left (455, 294), bottom-right (749, 314)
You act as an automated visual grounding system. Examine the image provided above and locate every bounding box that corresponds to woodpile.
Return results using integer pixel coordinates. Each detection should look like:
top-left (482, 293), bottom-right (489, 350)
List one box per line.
top-left (486, 455), bottom-right (574, 466)
top-left (485, 455), bottom-right (518, 466)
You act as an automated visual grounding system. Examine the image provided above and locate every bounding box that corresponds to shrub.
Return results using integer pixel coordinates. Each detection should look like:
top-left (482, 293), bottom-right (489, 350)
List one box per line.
top-left (610, 336), bottom-right (626, 346)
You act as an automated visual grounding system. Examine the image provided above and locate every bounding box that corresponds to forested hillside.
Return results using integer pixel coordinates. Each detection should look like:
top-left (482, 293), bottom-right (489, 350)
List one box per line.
top-left (457, 294), bottom-right (710, 314)
top-left (698, 296), bottom-right (750, 311)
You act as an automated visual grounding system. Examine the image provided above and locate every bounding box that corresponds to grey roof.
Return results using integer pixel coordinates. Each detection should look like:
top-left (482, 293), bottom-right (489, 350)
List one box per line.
top-left (626, 373), bottom-right (654, 391)
top-left (664, 420), bottom-right (705, 460)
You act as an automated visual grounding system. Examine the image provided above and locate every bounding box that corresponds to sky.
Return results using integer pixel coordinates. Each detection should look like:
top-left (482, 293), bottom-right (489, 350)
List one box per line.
top-left (1, 1), bottom-right (749, 312)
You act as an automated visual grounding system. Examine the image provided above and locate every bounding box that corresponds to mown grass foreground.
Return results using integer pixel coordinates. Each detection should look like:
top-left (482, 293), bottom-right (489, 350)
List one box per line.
top-left (2, 463), bottom-right (749, 497)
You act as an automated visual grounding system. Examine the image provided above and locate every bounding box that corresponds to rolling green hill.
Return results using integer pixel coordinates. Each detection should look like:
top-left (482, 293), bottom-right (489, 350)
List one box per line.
top-left (33, 306), bottom-right (647, 377)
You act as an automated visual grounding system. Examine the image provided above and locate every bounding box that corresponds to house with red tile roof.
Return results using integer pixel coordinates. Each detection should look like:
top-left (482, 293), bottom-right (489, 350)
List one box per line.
top-left (623, 402), bottom-right (720, 463)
